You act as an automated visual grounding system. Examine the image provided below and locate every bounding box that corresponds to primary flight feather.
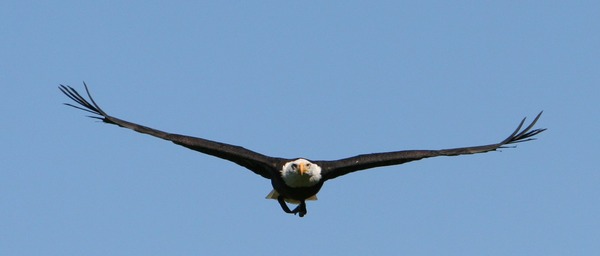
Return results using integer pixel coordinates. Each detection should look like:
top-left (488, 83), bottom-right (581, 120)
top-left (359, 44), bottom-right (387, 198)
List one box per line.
top-left (60, 83), bottom-right (546, 217)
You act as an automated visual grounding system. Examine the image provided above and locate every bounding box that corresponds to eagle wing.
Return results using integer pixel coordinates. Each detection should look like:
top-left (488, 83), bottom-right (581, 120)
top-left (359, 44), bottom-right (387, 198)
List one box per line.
top-left (318, 112), bottom-right (545, 180)
top-left (60, 83), bottom-right (282, 179)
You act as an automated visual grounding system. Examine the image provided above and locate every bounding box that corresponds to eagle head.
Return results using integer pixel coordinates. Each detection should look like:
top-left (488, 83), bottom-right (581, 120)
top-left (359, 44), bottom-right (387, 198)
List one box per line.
top-left (280, 159), bottom-right (322, 187)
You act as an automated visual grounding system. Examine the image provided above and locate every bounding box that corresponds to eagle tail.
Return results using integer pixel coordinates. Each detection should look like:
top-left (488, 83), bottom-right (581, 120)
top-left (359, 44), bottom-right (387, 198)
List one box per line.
top-left (265, 190), bottom-right (317, 204)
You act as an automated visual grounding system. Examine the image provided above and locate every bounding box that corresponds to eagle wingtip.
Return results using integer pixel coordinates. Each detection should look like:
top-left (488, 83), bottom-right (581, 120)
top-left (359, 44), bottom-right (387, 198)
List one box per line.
top-left (504, 111), bottom-right (546, 146)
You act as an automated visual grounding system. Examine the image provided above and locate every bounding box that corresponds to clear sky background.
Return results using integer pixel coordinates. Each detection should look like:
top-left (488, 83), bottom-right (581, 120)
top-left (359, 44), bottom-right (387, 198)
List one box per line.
top-left (1, 1), bottom-right (598, 255)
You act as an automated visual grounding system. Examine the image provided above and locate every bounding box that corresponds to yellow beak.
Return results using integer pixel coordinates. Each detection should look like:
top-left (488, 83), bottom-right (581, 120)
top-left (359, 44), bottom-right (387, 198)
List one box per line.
top-left (299, 163), bottom-right (307, 175)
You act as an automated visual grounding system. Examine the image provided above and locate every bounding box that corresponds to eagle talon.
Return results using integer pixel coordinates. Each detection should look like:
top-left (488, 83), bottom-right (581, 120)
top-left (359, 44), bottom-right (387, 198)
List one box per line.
top-left (294, 201), bottom-right (307, 217)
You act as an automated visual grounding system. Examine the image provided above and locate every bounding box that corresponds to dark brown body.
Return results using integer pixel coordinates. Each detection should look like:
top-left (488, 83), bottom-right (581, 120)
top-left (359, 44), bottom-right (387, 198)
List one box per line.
top-left (271, 171), bottom-right (324, 201)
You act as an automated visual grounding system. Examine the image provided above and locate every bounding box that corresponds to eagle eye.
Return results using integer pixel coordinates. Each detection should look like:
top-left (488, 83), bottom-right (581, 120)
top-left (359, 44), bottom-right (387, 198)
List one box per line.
top-left (291, 163), bottom-right (297, 169)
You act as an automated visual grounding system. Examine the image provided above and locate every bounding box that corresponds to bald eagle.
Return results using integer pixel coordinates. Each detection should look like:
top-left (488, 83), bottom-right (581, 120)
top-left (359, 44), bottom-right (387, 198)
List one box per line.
top-left (60, 83), bottom-right (545, 217)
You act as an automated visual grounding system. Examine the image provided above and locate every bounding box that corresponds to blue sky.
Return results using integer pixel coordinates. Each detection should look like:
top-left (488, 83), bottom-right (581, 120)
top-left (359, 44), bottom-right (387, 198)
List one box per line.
top-left (1, 1), bottom-right (598, 255)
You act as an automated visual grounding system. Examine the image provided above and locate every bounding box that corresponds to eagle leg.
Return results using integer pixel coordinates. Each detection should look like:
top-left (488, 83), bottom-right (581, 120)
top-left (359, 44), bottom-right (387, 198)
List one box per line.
top-left (276, 196), bottom-right (308, 217)
top-left (277, 195), bottom-right (295, 214)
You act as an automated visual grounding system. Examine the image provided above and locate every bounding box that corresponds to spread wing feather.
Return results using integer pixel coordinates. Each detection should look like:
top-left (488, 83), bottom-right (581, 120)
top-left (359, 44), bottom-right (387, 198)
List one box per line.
top-left (61, 83), bottom-right (545, 182)
top-left (60, 83), bottom-right (282, 179)
top-left (318, 112), bottom-right (545, 180)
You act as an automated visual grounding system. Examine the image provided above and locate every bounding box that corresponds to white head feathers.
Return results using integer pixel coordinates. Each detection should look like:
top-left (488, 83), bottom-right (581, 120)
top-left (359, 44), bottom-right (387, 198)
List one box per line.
top-left (280, 159), bottom-right (322, 188)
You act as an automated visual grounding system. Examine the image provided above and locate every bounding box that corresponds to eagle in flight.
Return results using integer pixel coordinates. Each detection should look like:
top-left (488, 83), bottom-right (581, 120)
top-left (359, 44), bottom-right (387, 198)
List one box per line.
top-left (60, 83), bottom-right (545, 217)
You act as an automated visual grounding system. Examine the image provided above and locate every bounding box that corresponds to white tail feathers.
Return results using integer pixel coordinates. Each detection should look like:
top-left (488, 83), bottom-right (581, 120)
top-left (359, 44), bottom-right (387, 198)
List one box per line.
top-left (265, 190), bottom-right (318, 204)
